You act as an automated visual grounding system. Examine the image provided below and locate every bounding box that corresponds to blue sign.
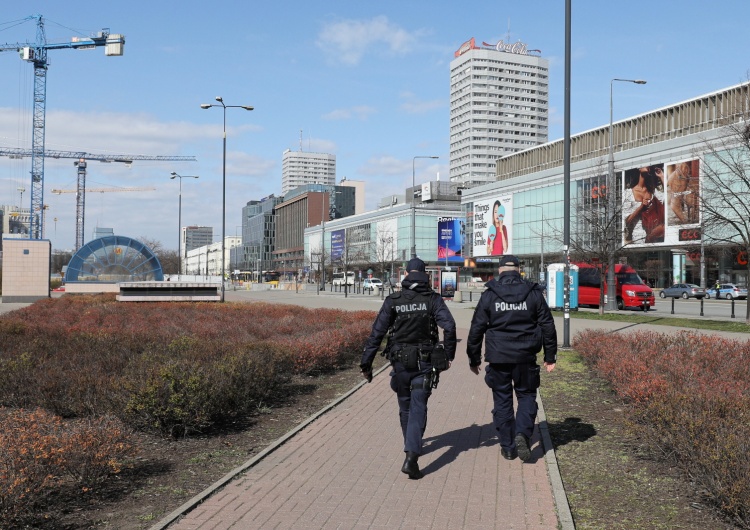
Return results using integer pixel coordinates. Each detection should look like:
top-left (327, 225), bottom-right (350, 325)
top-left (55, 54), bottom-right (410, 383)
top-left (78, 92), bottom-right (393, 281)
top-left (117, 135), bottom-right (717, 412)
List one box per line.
top-left (437, 217), bottom-right (464, 263)
top-left (331, 229), bottom-right (345, 261)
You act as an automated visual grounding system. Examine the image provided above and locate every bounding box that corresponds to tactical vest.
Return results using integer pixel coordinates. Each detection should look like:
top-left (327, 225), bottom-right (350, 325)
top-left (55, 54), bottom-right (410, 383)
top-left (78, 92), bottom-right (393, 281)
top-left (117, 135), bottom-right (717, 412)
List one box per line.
top-left (389, 291), bottom-right (437, 345)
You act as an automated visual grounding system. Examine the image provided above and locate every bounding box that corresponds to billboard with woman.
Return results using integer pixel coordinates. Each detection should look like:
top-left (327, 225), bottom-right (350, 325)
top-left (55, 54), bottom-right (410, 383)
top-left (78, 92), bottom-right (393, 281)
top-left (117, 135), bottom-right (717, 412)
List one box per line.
top-left (472, 195), bottom-right (513, 257)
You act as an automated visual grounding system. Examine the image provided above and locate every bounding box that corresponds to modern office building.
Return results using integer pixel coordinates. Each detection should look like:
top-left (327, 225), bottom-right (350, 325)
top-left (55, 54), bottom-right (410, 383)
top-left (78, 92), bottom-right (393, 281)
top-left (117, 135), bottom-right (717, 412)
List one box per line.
top-left (449, 37), bottom-right (549, 187)
top-left (183, 226), bottom-right (213, 256)
top-left (338, 177), bottom-right (366, 215)
top-left (303, 180), bottom-right (464, 283)
top-left (274, 184), bottom-right (356, 276)
top-left (281, 149), bottom-right (336, 195)
top-left (461, 81), bottom-right (750, 288)
top-left (184, 236), bottom-right (241, 277)
top-left (235, 194), bottom-right (283, 275)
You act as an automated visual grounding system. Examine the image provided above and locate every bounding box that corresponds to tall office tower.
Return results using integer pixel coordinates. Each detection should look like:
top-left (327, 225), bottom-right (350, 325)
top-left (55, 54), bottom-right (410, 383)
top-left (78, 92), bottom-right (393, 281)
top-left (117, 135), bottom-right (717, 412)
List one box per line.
top-left (183, 226), bottom-right (213, 254)
top-left (449, 37), bottom-right (549, 186)
top-left (281, 149), bottom-right (336, 195)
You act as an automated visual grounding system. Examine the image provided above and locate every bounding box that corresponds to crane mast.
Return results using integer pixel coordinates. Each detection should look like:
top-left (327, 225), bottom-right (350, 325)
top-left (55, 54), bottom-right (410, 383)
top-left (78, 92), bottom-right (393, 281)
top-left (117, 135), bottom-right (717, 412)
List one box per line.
top-left (0, 15), bottom-right (125, 239)
top-left (0, 147), bottom-right (195, 249)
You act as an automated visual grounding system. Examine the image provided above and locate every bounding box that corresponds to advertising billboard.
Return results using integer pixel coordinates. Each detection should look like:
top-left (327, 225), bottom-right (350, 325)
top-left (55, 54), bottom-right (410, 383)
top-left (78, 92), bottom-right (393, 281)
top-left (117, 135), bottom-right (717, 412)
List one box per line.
top-left (440, 269), bottom-right (457, 298)
top-left (437, 217), bottom-right (463, 263)
top-left (622, 158), bottom-right (700, 247)
top-left (472, 195), bottom-right (513, 257)
top-left (330, 229), bottom-right (345, 261)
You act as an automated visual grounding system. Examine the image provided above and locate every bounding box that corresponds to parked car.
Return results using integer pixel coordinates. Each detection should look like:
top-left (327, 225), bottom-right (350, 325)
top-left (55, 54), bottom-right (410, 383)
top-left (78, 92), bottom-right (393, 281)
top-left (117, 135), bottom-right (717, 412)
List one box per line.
top-left (659, 283), bottom-right (706, 299)
top-left (707, 284), bottom-right (748, 300)
top-left (363, 278), bottom-right (383, 290)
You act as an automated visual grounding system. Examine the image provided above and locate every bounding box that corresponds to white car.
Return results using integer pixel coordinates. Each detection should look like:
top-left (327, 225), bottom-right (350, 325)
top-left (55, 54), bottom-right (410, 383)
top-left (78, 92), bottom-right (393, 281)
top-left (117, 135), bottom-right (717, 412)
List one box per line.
top-left (363, 278), bottom-right (383, 290)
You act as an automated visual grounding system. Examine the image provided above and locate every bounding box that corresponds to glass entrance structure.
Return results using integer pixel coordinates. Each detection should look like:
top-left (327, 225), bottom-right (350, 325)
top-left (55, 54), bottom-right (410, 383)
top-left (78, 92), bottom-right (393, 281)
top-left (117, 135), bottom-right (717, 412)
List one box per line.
top-left (64, 235), bottom-right (163, 283)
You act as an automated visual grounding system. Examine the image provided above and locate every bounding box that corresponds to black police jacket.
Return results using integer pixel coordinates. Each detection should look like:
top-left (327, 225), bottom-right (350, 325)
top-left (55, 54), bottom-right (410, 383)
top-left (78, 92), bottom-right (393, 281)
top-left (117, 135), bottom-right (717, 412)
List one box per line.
top-left (360, 271), bottom-right (457, 372)
top-left (466, 271), bottom-right (557, 366)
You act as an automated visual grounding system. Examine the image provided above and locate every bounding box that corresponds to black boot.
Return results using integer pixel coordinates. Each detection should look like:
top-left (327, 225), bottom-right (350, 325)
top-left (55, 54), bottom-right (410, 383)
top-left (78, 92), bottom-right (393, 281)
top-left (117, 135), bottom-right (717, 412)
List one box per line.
top-left (401, 451), bottom-right (423, 479)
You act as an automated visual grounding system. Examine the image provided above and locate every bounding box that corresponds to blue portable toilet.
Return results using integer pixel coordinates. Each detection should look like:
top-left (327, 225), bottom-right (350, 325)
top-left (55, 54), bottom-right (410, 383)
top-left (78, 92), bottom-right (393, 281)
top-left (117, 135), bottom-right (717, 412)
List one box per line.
top-left (546, 263), bottom-right (578, 310)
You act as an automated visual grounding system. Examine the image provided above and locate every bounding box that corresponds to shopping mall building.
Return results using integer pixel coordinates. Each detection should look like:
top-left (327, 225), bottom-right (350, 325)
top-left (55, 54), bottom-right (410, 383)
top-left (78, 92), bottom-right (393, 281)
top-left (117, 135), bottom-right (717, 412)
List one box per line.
top-left (460, 81), bottom-right (750, 288)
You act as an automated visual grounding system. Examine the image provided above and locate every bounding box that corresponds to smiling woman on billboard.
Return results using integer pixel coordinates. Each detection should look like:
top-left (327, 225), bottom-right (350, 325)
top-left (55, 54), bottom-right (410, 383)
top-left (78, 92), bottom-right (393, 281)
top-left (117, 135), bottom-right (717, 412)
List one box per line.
top-left (473, 196), bottom-right (513, 257)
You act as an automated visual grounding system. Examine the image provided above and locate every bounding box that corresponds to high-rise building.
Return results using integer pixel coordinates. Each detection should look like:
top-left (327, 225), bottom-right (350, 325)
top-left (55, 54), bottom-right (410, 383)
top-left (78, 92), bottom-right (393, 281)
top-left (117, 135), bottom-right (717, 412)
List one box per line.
top-left (237, 194), bottom-right (282, 274)
top-left (183, 226), bottom-right (213, 256)
top-left (281, 149), bottom-right (336, 195)
top-left (449, 37), bottom-right (549, 187)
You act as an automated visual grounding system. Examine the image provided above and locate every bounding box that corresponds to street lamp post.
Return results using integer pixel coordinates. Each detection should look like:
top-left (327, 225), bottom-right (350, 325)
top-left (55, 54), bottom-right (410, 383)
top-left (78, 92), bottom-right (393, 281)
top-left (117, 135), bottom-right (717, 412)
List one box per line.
top-left (170, 172), bottom-right (199, 279)
top-left (607, 78), bottom-right (646, 310)
top-left (524, 205), bottom-right (545, 282)
top-left (319, 188), bottom-right (327, 293)
top-left (201, 97), bottom-right (254, 302)
top-left (411, 156), bottom-right (439, 259)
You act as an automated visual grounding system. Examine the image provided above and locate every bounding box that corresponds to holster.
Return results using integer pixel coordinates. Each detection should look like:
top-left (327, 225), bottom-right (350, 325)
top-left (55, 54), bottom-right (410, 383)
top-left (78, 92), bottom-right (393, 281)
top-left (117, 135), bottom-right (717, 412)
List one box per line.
top-left (430, 344), bottom-right (449, 372)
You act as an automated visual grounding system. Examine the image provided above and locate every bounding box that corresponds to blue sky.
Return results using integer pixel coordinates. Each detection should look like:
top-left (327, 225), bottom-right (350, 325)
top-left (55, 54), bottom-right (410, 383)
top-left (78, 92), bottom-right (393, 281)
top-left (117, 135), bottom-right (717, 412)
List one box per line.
top-left (1, 0), bottom-right (749, 252)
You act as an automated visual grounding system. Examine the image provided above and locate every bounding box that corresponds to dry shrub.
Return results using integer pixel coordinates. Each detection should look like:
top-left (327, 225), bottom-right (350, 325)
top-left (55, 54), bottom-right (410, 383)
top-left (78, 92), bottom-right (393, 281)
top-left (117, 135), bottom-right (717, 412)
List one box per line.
top-left (574, 330), bottom-right (750, 527)
top-left (1, 295), bottom-right (375, 437)
top-left (0, 408), bottom-right (137, 525)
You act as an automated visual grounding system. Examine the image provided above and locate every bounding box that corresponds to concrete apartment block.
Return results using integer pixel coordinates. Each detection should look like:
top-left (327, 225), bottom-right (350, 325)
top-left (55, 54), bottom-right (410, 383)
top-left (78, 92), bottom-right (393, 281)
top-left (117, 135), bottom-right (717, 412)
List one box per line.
top-left (1, 238), bottom-right (51, 303)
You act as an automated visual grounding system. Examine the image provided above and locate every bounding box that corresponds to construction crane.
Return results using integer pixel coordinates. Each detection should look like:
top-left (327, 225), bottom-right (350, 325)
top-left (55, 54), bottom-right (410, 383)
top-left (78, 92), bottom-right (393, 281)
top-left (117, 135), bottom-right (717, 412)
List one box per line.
top-left (0, 14), bottom-right (125, 239)
top-left (51, 187), bottom-right (156, 194)
top-left (0, 146), bottom-right (195, 249)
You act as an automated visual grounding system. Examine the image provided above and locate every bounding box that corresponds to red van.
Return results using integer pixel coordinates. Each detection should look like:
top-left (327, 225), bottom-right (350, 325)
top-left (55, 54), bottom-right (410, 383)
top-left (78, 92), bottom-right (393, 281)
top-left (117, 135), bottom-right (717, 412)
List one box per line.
top-left (576, 263), bottom-right (655, 311)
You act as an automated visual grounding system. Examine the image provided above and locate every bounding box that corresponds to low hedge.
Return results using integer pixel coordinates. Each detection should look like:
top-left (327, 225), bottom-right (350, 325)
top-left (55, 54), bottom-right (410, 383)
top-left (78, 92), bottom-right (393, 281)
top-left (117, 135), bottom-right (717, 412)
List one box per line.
top-left (574, 330), bottom-right (750, 528)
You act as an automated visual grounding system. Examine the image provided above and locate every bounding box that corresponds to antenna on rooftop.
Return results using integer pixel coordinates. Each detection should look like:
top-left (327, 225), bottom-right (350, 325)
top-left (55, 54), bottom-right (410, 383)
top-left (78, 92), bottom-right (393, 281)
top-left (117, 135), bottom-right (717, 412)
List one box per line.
top-left (299, 129), bottom-right (303, 152)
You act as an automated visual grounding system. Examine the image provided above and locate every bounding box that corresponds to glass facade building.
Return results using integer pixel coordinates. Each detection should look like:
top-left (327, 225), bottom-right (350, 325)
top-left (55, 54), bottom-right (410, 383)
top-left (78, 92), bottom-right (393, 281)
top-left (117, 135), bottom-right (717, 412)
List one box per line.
top-left (462, 81), bottom-right (750, 288)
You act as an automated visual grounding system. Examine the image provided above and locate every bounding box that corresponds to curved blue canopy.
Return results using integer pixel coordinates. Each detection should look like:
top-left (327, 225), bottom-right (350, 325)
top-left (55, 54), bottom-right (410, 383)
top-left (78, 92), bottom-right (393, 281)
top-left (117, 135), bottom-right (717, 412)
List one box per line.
top-left (64, 235), bottom-right (163, 283)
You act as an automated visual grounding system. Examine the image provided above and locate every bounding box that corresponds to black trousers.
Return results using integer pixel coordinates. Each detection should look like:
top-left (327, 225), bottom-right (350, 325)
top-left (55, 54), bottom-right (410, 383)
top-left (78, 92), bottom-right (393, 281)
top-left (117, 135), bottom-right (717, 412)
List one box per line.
top-left (390, 361), bottom-right (433, 455)
top-left (484, 362), bottom-right (540, 451)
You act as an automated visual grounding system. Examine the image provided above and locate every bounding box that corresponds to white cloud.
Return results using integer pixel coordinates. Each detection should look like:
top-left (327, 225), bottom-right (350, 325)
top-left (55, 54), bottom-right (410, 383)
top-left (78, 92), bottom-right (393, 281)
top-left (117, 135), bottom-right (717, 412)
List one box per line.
top-left (316, 16), bottom-right (418, 66)
top-left (0, 107), bottom-right (275, 251)
top-left (322, 105), bottom-right (376, 121)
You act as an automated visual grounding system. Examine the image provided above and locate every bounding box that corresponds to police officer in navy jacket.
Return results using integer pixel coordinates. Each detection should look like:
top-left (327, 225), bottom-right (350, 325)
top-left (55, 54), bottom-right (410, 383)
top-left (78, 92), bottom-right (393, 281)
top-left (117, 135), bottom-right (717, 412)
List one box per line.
top-left (361, 258), bottom-right (457, 479)
top-left (467, 255), bottom-right (557, 462)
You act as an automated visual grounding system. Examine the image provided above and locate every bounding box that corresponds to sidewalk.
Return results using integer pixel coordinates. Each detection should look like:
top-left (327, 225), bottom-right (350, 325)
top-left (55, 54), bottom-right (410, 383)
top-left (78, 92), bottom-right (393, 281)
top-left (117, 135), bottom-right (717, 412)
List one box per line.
top-left (150, 289), bottom-right (570, 530)
top-left (154, 331), bottom-right (563, 530)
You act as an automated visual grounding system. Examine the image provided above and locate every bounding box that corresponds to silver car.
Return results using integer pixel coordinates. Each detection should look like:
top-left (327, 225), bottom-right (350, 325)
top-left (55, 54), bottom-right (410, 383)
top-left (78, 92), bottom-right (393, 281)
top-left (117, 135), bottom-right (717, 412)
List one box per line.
top-left (707, 284), bottom-right (748, 300)
top-left (659, 283), bottom-right (706, 299)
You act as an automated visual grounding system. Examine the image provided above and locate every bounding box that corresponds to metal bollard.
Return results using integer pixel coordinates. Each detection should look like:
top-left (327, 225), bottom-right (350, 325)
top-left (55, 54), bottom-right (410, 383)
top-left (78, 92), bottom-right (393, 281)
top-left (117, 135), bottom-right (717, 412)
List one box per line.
top-left (732, 299), bottom-right (736, 318)
top-left (671, 298), bottom-right (675, 315)
top-left (700, 297), bottom-right (704, 316)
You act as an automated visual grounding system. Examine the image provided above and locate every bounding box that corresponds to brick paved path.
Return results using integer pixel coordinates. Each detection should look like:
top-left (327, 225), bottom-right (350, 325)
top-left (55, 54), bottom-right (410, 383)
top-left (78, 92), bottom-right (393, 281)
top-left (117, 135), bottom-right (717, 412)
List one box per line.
top-left (161, 324), bottom-right (559, 530)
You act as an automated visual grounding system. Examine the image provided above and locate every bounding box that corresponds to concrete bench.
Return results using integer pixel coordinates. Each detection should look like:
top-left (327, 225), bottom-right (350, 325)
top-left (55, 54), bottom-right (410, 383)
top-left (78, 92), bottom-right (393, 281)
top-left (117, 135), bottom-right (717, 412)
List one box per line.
top-left (116, 281), bottom-right (221, 302)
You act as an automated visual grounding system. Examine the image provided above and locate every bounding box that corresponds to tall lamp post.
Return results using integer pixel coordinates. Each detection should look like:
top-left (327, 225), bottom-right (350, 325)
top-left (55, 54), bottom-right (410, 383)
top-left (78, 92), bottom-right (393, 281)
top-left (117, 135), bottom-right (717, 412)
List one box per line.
top-left (319, 187), bottom-right (328, 293)
top-left (606, 78), bottom-right (646, 310)
top-left (170, 172), bottom-right (199, 279)
top-left (524, 204), bottom-right (545, 282)
top-left (411, 155), bottom-right (439, 259)
top-left (200, 97), bottom-right (254, 302)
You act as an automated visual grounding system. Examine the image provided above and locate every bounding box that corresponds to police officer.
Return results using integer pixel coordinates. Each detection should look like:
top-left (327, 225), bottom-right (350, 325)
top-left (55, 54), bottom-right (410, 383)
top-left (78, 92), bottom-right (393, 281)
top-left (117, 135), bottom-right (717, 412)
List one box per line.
top-left (466, 255), bottom-right (557, 462)
top-left (361, 258), bottom-right (457, 479)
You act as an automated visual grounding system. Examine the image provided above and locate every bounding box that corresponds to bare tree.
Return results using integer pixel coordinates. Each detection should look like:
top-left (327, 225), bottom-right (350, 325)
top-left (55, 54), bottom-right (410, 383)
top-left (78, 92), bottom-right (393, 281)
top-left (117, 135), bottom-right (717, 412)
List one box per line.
top-left (698, 103), bottom-right (750, 322)
top-left (564, 161), bottom-right (629, 314)
top-left (307, 242), bottom-right (328, 289)
top-left (373, 226), bottom-right (397, 289)
top-left (138, 236), bottom-right (179, 275)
